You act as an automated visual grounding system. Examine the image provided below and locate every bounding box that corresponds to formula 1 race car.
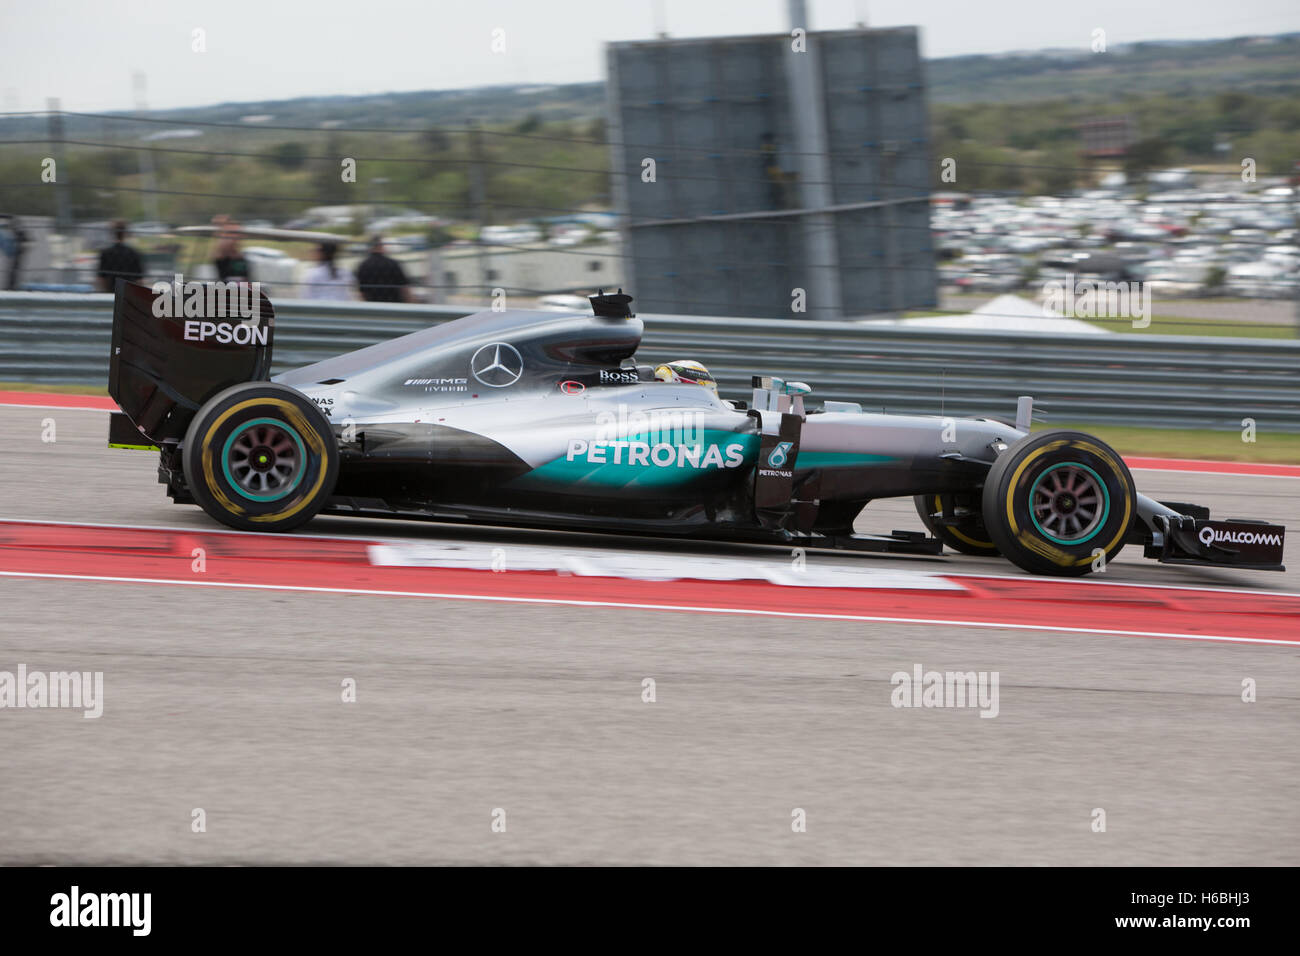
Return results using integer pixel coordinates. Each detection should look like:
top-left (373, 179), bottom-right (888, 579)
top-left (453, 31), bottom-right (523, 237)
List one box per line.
top-left (106, 282), bottom-right (1286, 576)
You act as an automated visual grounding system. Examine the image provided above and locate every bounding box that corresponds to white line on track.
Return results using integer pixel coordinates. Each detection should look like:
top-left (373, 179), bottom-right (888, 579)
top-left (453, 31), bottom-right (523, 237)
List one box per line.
top-left (0, 402), bottom-right (112, 413)
top-left (1128, 464), bottom-right (1300, 480)
top-left (1, 569), bottom-right (1296, 647)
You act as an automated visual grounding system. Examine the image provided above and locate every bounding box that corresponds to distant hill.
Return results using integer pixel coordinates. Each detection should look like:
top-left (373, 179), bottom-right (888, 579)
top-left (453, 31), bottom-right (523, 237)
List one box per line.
top-left (2, 32), bottom-right (1296, 135)
top-left (925, 33), bottom-right (1300, 103)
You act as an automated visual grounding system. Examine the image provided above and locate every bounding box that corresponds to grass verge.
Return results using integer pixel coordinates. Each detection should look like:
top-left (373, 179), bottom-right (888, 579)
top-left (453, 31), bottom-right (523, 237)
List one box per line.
top-left (0, 382), bottom-right (108, 395)
top-left (1086, 315), bottom-right (1297, 338)
top-left (1040, 423), bottom-right (1300, 464)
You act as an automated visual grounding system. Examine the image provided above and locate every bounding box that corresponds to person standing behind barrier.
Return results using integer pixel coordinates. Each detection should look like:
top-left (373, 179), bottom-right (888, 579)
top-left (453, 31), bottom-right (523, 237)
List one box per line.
top-left (355, 235), bottom-right (412, 303)
top-left (96, 220), bottom-right (145, 291)
top-left (299, 241), bottom-right (352, 300)
top-left (213, 216), bottom-right (251, 282)
top-left (0, 214), bottom-right (28, 290)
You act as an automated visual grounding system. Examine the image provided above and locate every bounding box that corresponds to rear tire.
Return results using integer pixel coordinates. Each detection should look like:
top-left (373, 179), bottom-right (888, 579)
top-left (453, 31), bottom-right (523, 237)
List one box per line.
top-left (913, 492), bottom-right (1000, 555)
top-left (981, 430), bottom-right (1135, 576)
top-left (182, 382), bottom-right (338, 532)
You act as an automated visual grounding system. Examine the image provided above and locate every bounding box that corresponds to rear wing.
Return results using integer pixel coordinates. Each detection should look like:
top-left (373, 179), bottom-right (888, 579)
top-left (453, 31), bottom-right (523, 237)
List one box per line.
top-left (108, 279), bottom-right (275, 446)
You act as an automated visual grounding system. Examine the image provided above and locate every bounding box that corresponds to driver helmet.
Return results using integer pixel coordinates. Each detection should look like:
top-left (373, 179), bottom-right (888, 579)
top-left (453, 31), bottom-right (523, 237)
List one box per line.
top-left (654, 359), bottom-right (717, 395)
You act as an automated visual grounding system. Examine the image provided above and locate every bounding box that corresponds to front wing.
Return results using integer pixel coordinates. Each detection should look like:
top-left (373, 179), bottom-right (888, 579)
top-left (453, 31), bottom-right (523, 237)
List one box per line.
top-left (1148, 514), bottom-right (1286, 572)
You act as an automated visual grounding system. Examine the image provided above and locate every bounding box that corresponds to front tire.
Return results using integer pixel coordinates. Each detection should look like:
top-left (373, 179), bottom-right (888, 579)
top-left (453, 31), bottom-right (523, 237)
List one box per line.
top-left (981, 430), bottom-right (1135, 576)
top-left (182, 382), bottom-right (338, 532)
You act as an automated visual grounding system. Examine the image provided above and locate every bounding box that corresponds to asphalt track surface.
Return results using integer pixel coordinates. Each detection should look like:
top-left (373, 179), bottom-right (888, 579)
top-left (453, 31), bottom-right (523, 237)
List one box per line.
top-left (1, 403), bottom-right (1298, 865)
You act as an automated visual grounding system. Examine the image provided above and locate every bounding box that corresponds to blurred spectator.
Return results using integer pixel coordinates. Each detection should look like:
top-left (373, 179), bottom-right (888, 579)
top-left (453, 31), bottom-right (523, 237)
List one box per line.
top-left (96, 220), bottom-right (145, 291)
top-left (355, 235), bottom-right (412, 302)
top-left (213, 216), bottom-right (251, 282)
top-left (760, 132), bottom-right (791, 210)
top-left (0, 214), bottom-right (28, 290)
top-left (300, 241), bottom-right (352, 300)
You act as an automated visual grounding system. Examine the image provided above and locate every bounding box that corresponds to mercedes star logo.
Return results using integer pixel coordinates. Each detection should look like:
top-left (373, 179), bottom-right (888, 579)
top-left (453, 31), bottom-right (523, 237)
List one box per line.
top-left (470, 342), bottom-right (524, 388)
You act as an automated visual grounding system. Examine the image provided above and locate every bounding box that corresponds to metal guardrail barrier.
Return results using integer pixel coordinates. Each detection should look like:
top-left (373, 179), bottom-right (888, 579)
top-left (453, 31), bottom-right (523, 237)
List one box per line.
top-left (2, 291), bottom-right (1298, 431)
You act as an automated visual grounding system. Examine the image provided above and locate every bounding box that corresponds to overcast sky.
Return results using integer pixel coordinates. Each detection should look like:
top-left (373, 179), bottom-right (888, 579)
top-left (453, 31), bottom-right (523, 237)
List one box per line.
top-left (2, 0), bottom-right (1298, 113)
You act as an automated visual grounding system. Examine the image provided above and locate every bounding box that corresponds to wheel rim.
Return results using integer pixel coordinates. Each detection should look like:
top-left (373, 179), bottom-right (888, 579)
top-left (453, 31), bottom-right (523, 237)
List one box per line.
top-left (1029, 462), bottom-right (1109, 544)
top-left (221, 417), bottom-right (306, 502)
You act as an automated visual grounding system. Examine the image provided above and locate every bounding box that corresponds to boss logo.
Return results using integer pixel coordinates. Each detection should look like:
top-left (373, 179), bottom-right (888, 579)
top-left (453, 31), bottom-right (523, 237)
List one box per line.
top-left (599, 369), bottom-right (639, 384)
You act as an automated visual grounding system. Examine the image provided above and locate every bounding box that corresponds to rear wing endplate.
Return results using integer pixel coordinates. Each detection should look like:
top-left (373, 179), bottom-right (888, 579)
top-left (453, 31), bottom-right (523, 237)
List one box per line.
top-left (108, 279), bottom-right (275, 445)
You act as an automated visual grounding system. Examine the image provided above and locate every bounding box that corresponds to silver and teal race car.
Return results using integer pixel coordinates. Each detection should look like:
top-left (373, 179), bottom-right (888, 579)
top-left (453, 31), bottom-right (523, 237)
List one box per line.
top-left (107, 283), bottom-right (1285, 576)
